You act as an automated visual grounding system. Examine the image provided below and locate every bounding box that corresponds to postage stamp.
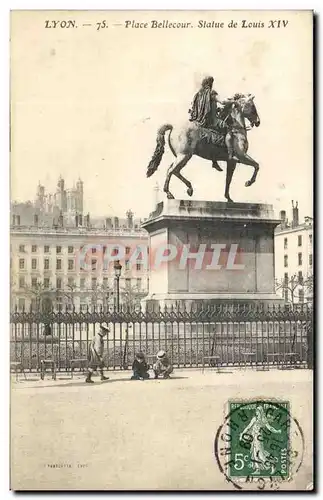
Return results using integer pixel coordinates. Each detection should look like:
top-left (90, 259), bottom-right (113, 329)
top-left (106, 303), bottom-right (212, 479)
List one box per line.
top-left (214, 399), bottom-right (305, 490)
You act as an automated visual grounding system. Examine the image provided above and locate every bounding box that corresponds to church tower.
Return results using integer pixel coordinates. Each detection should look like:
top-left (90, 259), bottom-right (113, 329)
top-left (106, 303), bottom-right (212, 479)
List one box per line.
top-left (76, 177), bottom-right (84, 213)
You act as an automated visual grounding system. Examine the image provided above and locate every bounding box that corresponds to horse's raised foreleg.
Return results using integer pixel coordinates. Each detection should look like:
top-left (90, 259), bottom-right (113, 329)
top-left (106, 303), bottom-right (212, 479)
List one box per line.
top-left (236, 153), bottom-right (259, 187)
top-left (224, 160), bottom-right (237, 203)
top-left (174, 171), bottom-right (193, 197)
top-left (163, 154), bottom-right (192, 199)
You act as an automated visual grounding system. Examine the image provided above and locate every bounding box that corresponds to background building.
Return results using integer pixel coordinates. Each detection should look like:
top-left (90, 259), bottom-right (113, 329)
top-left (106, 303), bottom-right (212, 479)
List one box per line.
top-left (274, 201), bottom-right (313, 304)
top-left (11, 178), bottom-right (150, 311)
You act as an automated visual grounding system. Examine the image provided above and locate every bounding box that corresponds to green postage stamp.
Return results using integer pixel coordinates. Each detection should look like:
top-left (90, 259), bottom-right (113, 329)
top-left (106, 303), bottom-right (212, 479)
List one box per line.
top-left (214, 399), bottom-right (305, 490)
top-left (228, 400), bottom-right (289, 479)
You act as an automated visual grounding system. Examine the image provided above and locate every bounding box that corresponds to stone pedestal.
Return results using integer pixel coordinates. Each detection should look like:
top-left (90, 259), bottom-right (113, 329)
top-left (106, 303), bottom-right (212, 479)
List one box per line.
top-left (141, 199), bottom-right (283, 308)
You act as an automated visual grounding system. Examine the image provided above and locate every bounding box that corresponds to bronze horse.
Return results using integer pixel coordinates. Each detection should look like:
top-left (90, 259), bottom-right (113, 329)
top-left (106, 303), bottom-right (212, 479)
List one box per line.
top-left (146, 94), bottom-right (260, 203)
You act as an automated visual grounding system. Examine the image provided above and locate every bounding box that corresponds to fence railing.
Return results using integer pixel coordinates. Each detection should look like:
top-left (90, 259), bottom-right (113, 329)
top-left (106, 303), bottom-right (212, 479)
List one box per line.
top-left (10, 303), bottom-right (313, 372)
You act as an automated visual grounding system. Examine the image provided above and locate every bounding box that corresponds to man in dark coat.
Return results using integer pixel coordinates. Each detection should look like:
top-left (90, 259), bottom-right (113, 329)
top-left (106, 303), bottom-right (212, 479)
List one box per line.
top-left (85, 324), bottom-right (110, 383)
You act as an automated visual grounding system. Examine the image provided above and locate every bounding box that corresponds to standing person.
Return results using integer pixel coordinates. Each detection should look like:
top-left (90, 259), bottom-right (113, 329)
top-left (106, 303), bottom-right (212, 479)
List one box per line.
top-left (153, 350), bottom-right (173, 379)
top-left (85, 324), bottom-right (110, 384)
top-left (131, 352), bottom-right (150, 380)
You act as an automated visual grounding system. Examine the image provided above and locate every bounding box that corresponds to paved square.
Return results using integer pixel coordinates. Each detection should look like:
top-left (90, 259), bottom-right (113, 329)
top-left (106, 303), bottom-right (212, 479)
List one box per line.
top-left (11, 369), bottom-right (313, 490)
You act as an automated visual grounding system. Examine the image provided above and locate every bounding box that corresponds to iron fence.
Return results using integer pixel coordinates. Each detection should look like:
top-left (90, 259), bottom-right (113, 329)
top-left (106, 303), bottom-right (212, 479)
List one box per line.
top-left (10, 303), bottom-right (313, 373)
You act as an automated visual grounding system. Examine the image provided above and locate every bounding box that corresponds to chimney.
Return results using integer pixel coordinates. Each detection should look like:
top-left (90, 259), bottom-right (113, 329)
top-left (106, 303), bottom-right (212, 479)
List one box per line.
top-left (34, 214), bottom-right (39, 226)
top-left (279, 210), bottom-right (286, 229)
top-left (291, 200), bottom-right (299, 228)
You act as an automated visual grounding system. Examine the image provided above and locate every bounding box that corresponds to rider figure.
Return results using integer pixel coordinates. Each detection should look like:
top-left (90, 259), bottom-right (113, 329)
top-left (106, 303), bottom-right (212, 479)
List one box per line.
top-left (189, 76), bottom-right (239, 166)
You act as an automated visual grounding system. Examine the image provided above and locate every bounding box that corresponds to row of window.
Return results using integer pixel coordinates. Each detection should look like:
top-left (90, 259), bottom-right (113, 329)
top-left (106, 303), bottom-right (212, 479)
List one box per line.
top-left (18, 276), bottom-right (144, 290)
top-left (284, 289), bottom-right (305, 303)
top-left (283, 234), bottom-right (313, 250)
top-left (284, 271), bottom-right (304, 285)
top-left (18, 258), bottom-right (144, 271)
top-left (284, 253), bottom-right (313, 267)
top-left (18, 245), bottom-right (75, 254)
top-left (17, 245), bottom-right (137, 255)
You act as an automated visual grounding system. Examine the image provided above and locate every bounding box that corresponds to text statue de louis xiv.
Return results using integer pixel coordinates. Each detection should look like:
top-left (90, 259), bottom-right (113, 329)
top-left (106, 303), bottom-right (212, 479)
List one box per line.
top-left (147, 75), bottom-right (261, 203)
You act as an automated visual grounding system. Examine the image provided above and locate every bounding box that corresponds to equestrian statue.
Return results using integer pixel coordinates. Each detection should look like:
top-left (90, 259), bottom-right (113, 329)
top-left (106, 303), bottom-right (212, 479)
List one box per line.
top-left (146, 76), bottom-right (261, 203)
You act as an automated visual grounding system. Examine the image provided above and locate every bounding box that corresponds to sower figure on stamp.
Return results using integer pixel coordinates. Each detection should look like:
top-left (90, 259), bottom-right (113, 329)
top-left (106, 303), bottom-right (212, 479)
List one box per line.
top-left (153, 350), bottom-right (173, 379)
top-left (189, 76), bottom-right (239, 170)
top-left (85, 324), bottom-right (110, 384)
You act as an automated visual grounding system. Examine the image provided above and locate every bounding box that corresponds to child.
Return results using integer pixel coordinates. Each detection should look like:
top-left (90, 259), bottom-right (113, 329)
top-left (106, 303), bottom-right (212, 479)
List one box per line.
top-left (153, 350), bottom-right (173, 379)
top-left (85, 324), bottom-right (110, 384)
top-left (131, 352), bottom-right (150, 380)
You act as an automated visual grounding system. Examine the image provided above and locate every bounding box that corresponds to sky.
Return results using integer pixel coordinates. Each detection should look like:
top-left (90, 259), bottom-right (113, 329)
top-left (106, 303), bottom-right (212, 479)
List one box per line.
top-left (10, 10), bottom-right (313, 221)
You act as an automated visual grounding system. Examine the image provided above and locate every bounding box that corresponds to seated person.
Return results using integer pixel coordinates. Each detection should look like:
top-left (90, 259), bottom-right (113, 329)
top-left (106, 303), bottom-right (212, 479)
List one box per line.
top-left (153, 350), bottom-right (173, 379)
top-left (131, 352), bottom-right (150, 380)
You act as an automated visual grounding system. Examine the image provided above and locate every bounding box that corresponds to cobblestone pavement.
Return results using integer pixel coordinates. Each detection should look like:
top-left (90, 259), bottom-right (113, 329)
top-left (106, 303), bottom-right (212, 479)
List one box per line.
top-left (11, 369), bottom-right (313, 491)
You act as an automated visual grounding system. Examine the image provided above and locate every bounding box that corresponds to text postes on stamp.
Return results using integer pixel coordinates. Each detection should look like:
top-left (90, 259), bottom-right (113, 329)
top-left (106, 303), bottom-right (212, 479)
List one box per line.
top-left (214, 399), bottom-right (305, 490)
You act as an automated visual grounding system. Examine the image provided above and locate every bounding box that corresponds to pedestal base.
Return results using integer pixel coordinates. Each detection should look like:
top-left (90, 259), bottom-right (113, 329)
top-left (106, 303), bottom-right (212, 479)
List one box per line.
top-left (142, 199), bottom-right (283, 309)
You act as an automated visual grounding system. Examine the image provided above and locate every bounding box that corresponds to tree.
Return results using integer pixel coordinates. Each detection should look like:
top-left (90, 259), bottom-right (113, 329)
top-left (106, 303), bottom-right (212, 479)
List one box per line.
top-left (275, 273), bottom-right (311, 306)
top-left (23, 281), bottom-right (56, 311)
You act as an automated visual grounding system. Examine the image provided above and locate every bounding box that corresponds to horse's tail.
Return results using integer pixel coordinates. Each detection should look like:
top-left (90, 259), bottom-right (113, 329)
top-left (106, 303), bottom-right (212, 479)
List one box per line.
top-left (146, 124), bottom-right (173, 178)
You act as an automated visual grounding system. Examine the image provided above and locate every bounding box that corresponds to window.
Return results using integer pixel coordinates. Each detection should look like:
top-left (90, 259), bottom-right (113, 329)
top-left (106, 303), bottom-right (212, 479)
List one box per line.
top-left (68, 259), bottom-right (74, 270)
top-left (136, 263), bottom-right (142, 271)
top-left (309, 254), bottom-right (313, 266)
top-left (91, 277), bottom-right (97, 289)
top-left (298, 271), bottom-right (303, 285)
top-left (299, 289), bottom-right (304, 303)
top-left (103, 278), bottom-right (109, 288)
top-left (125, 278), bottom-right (131, 289)
top-left (126, 246), bottom-right (131, 255)
top-left (19, 245), bottom-right (25, 252)
top-left (284, 272), bottom-right (288, 285)
top-left (125, 260), bottom-right (130, 271)
top-left (56, 246), bottom-right (62, 254)
top-left (68, 277), bottom-right (74, 287)
top-left (68, 246), bottom-right (74, 254)
top-left (80, 278), bottom-right (85, 289)
top-left (44, 245), bottom-right (50, 253)
top-left (298, 235), bottom-right (302, 247)
top-left (44, 258), bottom-right (49, 270)
top-left (92, 247), bottom-right (97, 254)
top-left (284, 255), bottom-right (288, 268)
top-left (298, 253), bottom-right (302, 266)
top-left (284, 238), bottom-right (288, 250)
top-left (309, 234), bottom-right (313, 245)
top-left (284, 290), bottom-right (289, 302)
top-left (31, 258), bottom-right (37, 270)
top-left (18, 298), bottom-right (25, 311)
top-left (44, 278), bottom-right (50, 289)
top-left (91, 259), bottom-right (97, 270)
top-left (56, 259), bottom-right (62, 270)
top-left (31, 278), bottom-right (38, 288)
top-left (136, 278), bottom-right (142, 290)
top-left (19, 258), bottom-right (25, 270)
top-left (32, 245), bottom-right (37, 253)
top-left (56, 278), bottom-right (62, 289)
top-left (19, 276), bottom-right (25, 288)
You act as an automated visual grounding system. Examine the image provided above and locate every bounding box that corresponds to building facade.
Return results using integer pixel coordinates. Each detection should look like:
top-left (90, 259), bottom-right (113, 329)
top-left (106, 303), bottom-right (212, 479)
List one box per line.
top-left (274, 201), bottom-right (313, 304)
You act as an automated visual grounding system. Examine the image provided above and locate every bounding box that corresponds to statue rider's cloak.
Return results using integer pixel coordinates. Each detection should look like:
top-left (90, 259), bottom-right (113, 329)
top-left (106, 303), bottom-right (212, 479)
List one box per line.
top-left (189, 87), bottom-right (213, 127)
